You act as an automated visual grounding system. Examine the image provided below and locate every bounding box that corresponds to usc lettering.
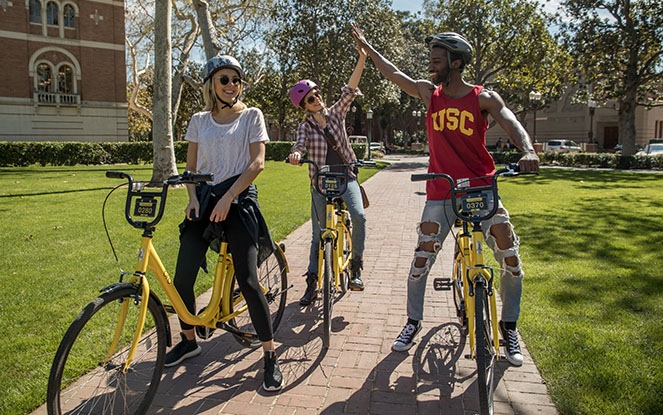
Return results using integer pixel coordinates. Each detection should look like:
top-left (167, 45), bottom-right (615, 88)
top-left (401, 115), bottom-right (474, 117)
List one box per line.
top-left (431, 108), bottom-right (475, 136)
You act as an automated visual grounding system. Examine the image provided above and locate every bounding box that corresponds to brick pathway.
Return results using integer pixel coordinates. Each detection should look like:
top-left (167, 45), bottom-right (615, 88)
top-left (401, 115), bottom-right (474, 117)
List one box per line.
top-left (35, 155), bottom-right (558, 415)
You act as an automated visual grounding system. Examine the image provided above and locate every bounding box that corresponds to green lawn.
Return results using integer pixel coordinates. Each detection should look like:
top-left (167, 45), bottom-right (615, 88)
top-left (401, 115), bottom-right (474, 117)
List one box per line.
top-left (497, 168), bottom-right (663, 415)
top-left (1, 163), bottom-right (662, 414)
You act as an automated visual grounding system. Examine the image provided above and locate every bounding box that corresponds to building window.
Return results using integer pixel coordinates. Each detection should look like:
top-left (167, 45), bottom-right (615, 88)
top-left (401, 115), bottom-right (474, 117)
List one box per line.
top-left (29, 0), bottom-right (42, 23)
top-left (63, 4), bottom-right (75, 28)
top-left (57, 65), bottom-right (74, 93)
top-left (37, 63), bottom-right (52, 92)
top-left (46, 1), bottom-right (58, 26)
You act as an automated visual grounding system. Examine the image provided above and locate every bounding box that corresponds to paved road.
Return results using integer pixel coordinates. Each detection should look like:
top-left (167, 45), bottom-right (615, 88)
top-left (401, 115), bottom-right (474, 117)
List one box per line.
top-left (35, 155), bottom-right (558, 415)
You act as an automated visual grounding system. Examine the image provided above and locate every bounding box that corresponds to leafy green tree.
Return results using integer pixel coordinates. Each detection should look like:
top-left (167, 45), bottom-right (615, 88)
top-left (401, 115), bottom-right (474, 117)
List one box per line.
top-left (558, 0), bottom-right (663, 155)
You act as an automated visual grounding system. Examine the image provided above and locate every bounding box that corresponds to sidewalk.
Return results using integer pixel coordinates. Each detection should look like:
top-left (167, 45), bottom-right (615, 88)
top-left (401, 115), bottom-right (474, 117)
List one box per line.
top-left (37, 155), bottom-right (558, 415)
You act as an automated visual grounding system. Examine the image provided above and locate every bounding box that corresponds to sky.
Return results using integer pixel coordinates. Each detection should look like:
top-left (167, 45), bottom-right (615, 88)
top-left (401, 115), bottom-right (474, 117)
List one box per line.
top-left (390, 0), bottom-right (561, 16)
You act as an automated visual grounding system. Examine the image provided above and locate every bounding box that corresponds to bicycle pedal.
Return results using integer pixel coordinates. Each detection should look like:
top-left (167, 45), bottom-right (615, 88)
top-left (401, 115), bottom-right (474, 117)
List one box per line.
top-left (433, 277), bottom-right (452, 291)
top-left (163, 304), bottom-right (176, 314)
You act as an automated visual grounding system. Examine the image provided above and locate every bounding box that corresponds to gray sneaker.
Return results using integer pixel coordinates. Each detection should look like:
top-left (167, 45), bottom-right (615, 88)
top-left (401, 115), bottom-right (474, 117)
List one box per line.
top-left (392, 321), bottom-right (422, 352)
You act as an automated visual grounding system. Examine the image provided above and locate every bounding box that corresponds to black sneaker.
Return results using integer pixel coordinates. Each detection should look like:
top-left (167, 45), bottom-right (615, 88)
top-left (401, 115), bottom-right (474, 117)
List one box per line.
top-left (164, 333), bottom-right (202, 367)
top-left (348, 257), bottom-right (365, 291)
top-left (262, 350), bottom-right (283, 392)
top-left (392, 320), bottom-right (422, 352)
top-left (499, 321), bottom-right (523, 366)
top-left (299, 272), bottom-right (318, 306)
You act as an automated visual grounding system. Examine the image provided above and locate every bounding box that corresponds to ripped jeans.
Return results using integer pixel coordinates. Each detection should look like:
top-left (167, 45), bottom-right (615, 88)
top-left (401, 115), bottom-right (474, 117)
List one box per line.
top-left (406, 199), bottom-right (523, 323)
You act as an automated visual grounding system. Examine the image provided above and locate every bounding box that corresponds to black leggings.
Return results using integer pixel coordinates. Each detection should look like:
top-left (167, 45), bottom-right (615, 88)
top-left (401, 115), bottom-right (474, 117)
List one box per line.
top-left (173, 204), bottom-right (273, 342)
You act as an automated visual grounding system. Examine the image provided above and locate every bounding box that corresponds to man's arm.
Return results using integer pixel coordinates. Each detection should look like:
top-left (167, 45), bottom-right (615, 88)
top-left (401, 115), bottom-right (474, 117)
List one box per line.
top-left (480, 90), bottom-right (540, 172)
top-left (351, 23), bottom-right (434, 106)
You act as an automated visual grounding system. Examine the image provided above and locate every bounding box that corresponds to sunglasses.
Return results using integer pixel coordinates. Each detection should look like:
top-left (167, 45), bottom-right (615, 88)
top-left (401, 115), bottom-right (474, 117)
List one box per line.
top-left (306, 91), bottom-right (321, 104)
top-left (217, 75), bottom-right (242, 86)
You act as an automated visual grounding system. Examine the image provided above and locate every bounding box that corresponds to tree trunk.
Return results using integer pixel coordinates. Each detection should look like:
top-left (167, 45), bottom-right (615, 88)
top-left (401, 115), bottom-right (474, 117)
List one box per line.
top-left (191, 0), bottom-right (219, 59)
top-left (152, 0), bottom-right (178, 183)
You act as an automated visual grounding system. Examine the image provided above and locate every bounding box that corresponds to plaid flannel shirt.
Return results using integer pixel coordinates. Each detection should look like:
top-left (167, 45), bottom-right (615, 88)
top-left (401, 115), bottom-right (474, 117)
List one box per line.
top-left (291, 86), bottom-right (360, 181)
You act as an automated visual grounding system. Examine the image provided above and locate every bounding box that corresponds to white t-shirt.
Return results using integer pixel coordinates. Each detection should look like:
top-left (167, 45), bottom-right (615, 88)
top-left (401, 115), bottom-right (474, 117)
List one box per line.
top-left (185, 107), bottom-right (269, 185)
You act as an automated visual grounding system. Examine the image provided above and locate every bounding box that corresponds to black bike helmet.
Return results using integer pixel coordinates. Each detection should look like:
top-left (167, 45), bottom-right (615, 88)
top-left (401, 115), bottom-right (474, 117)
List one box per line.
top-left (425, 32), bottom-right (473, 65)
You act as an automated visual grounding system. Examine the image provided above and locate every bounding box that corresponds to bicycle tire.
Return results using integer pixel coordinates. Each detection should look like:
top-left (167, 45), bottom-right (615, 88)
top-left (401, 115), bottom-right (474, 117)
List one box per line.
top-left (452, 245), bottom-right (468, 334)
top-left (339, 213), bottom-right (352, 293)
top-left (474, 280), bottom-right (496, 415)
top-left (322, 240), bottom-right (334, 348)
top-left (47, 286), bottom-right (167, 415)
top-left (229, 245), bottom-right (288, 348)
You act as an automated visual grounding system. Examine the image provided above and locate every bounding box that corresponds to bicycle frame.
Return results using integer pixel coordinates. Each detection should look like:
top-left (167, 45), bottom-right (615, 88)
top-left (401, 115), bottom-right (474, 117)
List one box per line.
top-left (454, 220), bottom-right (500, 358)
top-left (105, 171), bottom-right (285, 368)
top-left (316, 198), bottom-right (351, 289)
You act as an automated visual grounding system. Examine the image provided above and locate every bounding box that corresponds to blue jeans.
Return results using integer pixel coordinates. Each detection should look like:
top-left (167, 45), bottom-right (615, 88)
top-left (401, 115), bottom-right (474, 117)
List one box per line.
top-left (307, 179), bottom-right (366, 274)
top-left (406, 199), bottom-right (523, 323)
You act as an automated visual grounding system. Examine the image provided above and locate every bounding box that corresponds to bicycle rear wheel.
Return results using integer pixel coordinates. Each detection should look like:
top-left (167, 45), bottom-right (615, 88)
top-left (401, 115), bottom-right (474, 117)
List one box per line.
top-left (474, 280), bottom-right (496, 415)
top-left (229, 245), bottom-right (288, 348)
top-left (339, 214), bottom-right (352, 293)
top-left (322, 240), bottom-right (334, 348)
top-left (47, 286), bottom-right (167, 415)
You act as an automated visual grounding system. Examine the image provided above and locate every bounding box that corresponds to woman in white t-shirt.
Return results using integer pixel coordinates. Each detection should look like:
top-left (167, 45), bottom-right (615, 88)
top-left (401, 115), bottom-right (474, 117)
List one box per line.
top-left (165, 55), bottom-right (282, 392)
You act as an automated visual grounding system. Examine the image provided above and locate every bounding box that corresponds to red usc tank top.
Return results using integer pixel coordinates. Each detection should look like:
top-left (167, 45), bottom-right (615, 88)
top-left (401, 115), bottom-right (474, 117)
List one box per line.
top-left (425, 85), bottom-right (495, 200)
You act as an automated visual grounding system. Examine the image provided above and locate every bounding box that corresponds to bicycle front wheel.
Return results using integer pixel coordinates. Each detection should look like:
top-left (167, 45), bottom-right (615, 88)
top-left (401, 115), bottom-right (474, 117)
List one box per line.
top-left (474, 281), bottom-right (496, 415)
top-left (47, 286), bottom-right (167, 415)
top-left (322, 240), bottom-right (334, 348)
top-left (229, 245), bottom-right (288, 348)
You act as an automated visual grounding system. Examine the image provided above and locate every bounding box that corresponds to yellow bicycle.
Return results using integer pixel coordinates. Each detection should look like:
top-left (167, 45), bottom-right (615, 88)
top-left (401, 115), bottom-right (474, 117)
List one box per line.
top-left (412, 164), bottom-right (533, 415)
top-left (47, 171), bottom-right (289, 415)
top-left (295, 159), bottom-right (373, 348)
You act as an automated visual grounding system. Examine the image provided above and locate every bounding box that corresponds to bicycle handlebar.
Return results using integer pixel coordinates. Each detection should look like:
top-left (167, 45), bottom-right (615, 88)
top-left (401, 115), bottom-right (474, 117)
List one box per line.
top-left (411, 163), bottom-right (537, 223)
top-left (106, 170), bottom-right (213, 230)
top-left (286, 158), bottom-right (375, 199)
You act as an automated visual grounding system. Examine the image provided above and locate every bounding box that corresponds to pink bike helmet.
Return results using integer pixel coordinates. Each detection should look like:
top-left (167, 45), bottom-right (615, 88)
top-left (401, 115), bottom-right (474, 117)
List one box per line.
top-left (289, 79), bottom-right (319, 108)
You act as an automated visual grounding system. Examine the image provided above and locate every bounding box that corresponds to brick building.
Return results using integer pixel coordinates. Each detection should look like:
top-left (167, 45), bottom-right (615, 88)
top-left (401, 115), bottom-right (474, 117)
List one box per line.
top-left (0, 0), bottom-right (127, 142)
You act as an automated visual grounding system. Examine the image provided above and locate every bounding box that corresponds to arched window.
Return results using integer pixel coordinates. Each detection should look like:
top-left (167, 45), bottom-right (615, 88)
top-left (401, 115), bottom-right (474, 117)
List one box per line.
top-left (63, 4), bottom-right (75, 28)
top-left (37, 63), bottom-right (52, 92)
top-left (57, 65), bottom-right (74, 94)
top-left (29, 0), bottom-right (42, 23)
top-left (46, 1), bottom-right (58, 25)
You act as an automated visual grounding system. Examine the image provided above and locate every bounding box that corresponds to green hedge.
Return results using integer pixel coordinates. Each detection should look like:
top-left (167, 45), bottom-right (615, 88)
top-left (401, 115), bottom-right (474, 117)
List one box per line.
top-left (0, 141), bottom-right (368, 167)
top-left (491, 150), bottom-right (663, 170)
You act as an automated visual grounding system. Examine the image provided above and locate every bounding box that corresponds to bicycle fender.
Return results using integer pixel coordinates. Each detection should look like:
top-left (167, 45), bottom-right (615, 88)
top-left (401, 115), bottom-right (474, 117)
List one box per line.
top-left (98, 282), bottom-right (172, 348)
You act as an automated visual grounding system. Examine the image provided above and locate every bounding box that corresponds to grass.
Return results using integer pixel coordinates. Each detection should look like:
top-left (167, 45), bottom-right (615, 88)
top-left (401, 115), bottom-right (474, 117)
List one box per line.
top-left (1, 163), bottom-right (662, 414)
top-left (0, 161), bottom-right (383, 415)
top-left (497, 168), bottom-right (663, 414)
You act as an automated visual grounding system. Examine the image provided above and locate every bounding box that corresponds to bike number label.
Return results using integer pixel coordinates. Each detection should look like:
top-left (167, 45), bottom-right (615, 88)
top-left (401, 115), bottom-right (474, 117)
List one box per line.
top-left (322, 177), bottom-right (340, 192)
top-left (461, 194), bottom-right (487, 212)
top-left (134, 197), bottom-right (157, 217)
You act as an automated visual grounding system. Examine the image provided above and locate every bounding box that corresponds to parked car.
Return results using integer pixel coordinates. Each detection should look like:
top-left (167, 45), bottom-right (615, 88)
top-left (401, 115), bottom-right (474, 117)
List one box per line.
top-left (369, 142), bottom-right (386, 153)
top-left (546, 139), bottom-right (582, 153)
top-left (635, 143), bottom-right (663, 156)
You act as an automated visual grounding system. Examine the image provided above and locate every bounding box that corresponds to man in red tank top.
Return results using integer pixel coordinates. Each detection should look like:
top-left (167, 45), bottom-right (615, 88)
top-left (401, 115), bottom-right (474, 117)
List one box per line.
top-left (353, 24), bottom-right (539, 366)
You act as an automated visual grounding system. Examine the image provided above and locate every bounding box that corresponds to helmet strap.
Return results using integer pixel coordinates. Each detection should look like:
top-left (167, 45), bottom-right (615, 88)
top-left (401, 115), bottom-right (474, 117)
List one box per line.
top-left (215, 92), bottom-right (236, 109)
top-left (445, 50), bottom-right (452, 86)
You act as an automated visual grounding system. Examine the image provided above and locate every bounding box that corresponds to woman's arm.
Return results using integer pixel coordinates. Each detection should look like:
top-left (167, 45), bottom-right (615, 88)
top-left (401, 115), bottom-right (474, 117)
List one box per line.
top-left (347, 47), bottom-right (367, 90)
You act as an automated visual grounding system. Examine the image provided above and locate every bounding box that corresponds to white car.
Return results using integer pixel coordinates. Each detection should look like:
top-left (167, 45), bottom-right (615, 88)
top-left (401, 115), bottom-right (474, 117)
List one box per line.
top-left (546, 139), bottom-right (582, 153)
top-left (369, 142), bottom-right (385, 153)
top-left (636, 143), bottom-right (663, 156)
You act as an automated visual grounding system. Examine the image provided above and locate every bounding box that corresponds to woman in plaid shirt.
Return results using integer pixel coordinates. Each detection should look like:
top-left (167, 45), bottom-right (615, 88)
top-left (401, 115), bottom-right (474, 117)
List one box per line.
top-left (287, 47), bottom-right (368, 305)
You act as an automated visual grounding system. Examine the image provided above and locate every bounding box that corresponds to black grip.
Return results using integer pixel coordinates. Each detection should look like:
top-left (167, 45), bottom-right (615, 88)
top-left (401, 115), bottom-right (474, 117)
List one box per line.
top-left (192, 173), bottom-right (213, 182)
top-left (411, 174), bottom-right (429, 182)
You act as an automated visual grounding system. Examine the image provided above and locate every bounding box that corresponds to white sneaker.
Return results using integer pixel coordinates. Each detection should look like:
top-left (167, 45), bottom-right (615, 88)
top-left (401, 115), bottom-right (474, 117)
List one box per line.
top-left (499, 321), bottom-right (523, 366)
top-left (392, 321), bottom-right (422, 352)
